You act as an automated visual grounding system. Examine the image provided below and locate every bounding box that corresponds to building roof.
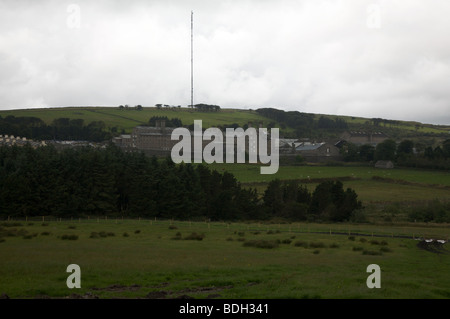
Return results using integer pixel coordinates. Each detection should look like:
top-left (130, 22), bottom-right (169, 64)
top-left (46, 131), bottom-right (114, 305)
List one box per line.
top-left (295, 142), bottom-right (325, 151)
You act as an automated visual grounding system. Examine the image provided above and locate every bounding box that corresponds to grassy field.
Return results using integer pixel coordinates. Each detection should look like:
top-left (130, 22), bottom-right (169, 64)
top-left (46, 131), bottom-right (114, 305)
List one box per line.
top-left (0, 219), bottom-right (449, 299)
top-left (0, 107), bottom-right (273, 133)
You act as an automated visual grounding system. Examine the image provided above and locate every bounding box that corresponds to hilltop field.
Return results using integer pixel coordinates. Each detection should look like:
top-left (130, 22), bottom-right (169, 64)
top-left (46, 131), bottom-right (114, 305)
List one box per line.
top-left (1, 106), bottom-right (449, 137)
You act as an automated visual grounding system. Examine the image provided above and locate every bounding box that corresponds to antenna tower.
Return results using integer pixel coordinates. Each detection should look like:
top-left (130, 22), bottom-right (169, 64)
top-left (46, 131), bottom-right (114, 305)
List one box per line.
top-left (190, 10), bottom-right (194, 108)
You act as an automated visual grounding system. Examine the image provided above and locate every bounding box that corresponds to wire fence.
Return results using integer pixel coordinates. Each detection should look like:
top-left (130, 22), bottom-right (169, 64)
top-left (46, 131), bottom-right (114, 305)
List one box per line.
top-left (2, 215), bottom-right (449, 241)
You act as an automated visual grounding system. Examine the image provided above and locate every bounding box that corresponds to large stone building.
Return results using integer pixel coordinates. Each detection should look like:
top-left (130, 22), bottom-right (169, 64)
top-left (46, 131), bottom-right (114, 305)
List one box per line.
top-left (113, 121), bottom-right (178, 156)
top-left (295, 142), bottom-right (342, 162)
top-left (339, 131), bottom-right (389, 146)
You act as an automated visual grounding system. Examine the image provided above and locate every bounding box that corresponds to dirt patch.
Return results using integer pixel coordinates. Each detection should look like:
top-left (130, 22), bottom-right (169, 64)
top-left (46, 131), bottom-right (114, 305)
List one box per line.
top-left (66, 292), bottom-right (99, 299)
top-left (144, 285), bottom-right (234, 299)
top-left (91, 284), bottom-right (141, 292)
top-left (417, 240), bottom-right (449, 255)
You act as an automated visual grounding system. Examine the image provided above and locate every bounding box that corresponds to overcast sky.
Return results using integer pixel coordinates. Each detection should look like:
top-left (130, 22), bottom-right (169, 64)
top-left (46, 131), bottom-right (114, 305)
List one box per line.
top-left (0, 0), bottom-right (449, 125)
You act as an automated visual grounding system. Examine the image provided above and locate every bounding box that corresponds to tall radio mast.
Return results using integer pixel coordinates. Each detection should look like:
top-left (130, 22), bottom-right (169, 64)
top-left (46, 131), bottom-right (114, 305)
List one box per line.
top-left (190, 10), bottom-right (194, 108)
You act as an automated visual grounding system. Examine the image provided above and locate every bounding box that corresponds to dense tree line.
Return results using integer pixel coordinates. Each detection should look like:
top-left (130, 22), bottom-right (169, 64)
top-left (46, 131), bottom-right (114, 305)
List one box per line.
top-left (262, 179), bottom-right (362, 222)
top-left (256, 108), bottom-right (315, 136)
top-left (317, 116), bottom-right (348, 130)
top-left (0, 144), bottom-right (258, 220)
top-left (341, 138), bottom-right (450, 169)
top-left (0, 144), bottom-right (363, 222)
top-left (0, 115), bottom-right (112, 142)
top-left (193, 104), bottom-right (221, 112)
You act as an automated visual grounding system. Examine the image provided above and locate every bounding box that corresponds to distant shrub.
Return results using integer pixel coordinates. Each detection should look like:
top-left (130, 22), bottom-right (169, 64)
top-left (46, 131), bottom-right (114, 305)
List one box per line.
top-left (184, 232), bottom-right (205, 241)
top-left (353, 246), bottom-right (364, 251)
top-left (134, 230), bottom-right (141, 234)
top-left (243, 240), bottom-right (279, 249)
top-left (380, 240), bottom-right (388, 246)
top-left (370, 240), bottom-right (380, 245)
top-left (312, 250), bottom-right (320, 254)
top-left (68, 225), bottom-right (76, 229)
top-left (252, 231), bottom-right (260, 235)
top-left (123, 232), bottom-right (129, 237)
top-left (42, 223), bottom-right (49, 226)
top-left (61, 234), bottom-right (78, 240)
top-left (168, 225), bottom-right (177, 230)
top-left (28, 223), bottom-right (34, 226)
top-left (281, 239), bottom-right (292, 245)
top-left (360, 238), bottom-right (367, 243)
top-left (90, 232), bottom-right (100, 238)
top-left (348, 236), bottom-right (355, 241)
top-left (0, 238), bottom-right (5, 243)
top-left (23, 234), bottom-right (34, 239)
top-left (41, 232), bottom-right (51, 236)
top-left (329, 243), bottom-right (340, 248)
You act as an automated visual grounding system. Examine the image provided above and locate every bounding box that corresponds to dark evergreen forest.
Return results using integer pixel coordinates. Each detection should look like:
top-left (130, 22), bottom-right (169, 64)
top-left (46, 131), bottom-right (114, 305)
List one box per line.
top-left (0, 144), bottom-right (361, 222)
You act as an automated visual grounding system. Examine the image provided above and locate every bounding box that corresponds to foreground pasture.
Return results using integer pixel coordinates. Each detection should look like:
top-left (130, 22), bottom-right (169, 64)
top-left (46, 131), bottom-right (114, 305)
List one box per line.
top-left (0, 219), bottom-right (449, 299)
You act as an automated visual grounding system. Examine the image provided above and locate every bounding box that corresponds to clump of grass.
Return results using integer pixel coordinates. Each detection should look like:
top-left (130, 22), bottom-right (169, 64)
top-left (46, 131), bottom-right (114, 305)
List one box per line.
top-left (184, 232), bottom-right (205, 241)
top-left (123, 232), bottom-right (129, 237)
top-left (23, 234), bottom-right (34, 239)
top-left (252, 231), bottom-right (260, 235)
top-left (28, 223), bottom-right (34, 226)
top-left (168, 225), bottom-right (178, 230)
top-left (312, 250), bottom-right (320, 254)
top-left (237, 237), bottom-right (245, 242)
top-left (290, 235), bottom-right (296, 239)
top-left (380, 246), bottom-right (393, 253)
top-left (1, 222), bottom-right (23, 227)
top-left (380, 240), bottom-right (388, 246)
top-left (310, 242), bottom-right (326, 249)
top-left (90, 232), bottom-right (100, 238)
top-left (360, 238), bottom-right (367, 243)
top-left (280, 239), bottom-right (292, 245)
top-left (370, 240), bottom-right (380, 245)
top-left (266, 230), bottom-right (281, 235)
top-left (134, 230), bottom-right (141, 234)
top-left (362, 249), bottom-right (382, 256)
top-left (68, 225), bottom-right (76, 229)
top-left (329, 243), bottom-right (340, 248)
top-left (237, 232), bottom-right (245, 237)
top-left (348, 236), bottom-right (355, 241)
top-left (353, 246), bottom-right (364, 251)
top-left (61, 234), bottom-right (78, 240)
top-left (226, 237), bottom-right (233, 241)
top-left (243, 240), bottom-right (279, 249)
top-left (294, 241), bottom-right (309, 248)
top-left (41, 232), bottom-right (51, 236)
top-left (41, 223), bottom-right (49, 226)
top-left (171, 232), bottom-right (182, 240)
top-left (91, 231), bottom-right (114, 238)
top-left (0, 238), bottom-right (5, 243)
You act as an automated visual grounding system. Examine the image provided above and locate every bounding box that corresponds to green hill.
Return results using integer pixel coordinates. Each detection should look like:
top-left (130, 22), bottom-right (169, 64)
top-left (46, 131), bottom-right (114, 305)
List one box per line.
top-left (1, 106), bottom-right (449, 142)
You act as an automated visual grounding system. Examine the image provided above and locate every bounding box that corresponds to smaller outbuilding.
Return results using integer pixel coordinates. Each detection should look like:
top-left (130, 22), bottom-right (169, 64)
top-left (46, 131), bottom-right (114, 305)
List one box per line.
top-left (374, 160), bottom-right (394, 169)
